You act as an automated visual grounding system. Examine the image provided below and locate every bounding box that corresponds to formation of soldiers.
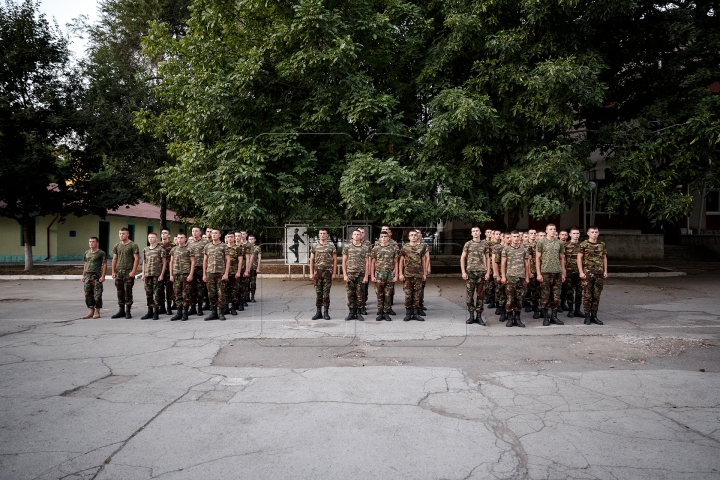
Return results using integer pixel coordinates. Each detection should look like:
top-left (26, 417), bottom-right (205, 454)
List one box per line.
top-left (81, 227), bottom-right (262, 321)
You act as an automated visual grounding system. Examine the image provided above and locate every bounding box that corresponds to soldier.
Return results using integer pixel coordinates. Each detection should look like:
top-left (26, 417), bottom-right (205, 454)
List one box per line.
top-left (158, 229), bottom-right (175, 315)
top-left (558, 230), bottom-right (570, 311)
top-left (578, 226), bottom-right (608, 325)
top-left (186, 227), bottom-right (208, 316)
top-left (418, 230), bottom-right (430, 316)
top-left (522, 232), bottom-right (529, 243)
top-left (309, 229), bottom-right (337, 320)
top-left (358, 227), bottom-right (371, 315)
top-left (501, 230), bottom-right (530, 327)
top-left (564, 227), bottom-right (584, 318)
top-left (484, 229), bottom-right (496, 307)
top-left (342, 229), bottom-right (370, 321)
top-left (398, 229), bottom-right (428, 321)
top-left (379, 226), bottom-right (399, 315)
top-left (559, 230), bottom-right (569, 243)
top-left (492, 232), bottom-right (510, 322)
top-left (224, 233), bottom-right (240, 316)
top-left (537, 231), bottom-right (547, 241)
top-left (370, 231), bottom-right (398, 321)
top-left (248, 235), bottom-right (262, 302)
top-left (81, 236), bottom-right (106, 319)
top-left (536, 224), bottom-right (566, 326)
top-left (234, 231), bottom-right (252, 308)
top-left (203, 229), bottom-right (231, 321)
top-left (524, 229), bottom-right (541, 318)
top-left (460, 226), bottom-right (490, 325)
top-left (169, 232), bottom-right (194, 321)
top-left (110, 227), bottom-right (139, 319)
top-left (140, 232), bottom-right (167, 320)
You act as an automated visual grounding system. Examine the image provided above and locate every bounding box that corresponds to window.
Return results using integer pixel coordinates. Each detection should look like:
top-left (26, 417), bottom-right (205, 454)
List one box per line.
top-left (20, 218), bottom-right (37, 246)
top-left (706, 189), bottom-right (720, 213)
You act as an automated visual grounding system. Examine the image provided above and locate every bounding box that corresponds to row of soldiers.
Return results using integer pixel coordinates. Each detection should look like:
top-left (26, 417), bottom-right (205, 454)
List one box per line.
top-left (80, 227), bottom-right (262, 321)
top-left (461, 224), bottom-right (608, 327)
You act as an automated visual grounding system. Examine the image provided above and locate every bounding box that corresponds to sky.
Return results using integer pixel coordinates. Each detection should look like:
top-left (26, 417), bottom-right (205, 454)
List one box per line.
top-left (37, 0), bottom-right (100, 58)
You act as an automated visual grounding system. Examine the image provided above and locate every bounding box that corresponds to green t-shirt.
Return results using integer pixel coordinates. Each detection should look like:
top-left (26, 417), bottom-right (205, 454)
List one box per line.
top-left (84, 249), bottom-right (106, 275)
top-left (112, 241), bottom-right (139, 271)
top-left (536, 238), bottom-right (565, 273)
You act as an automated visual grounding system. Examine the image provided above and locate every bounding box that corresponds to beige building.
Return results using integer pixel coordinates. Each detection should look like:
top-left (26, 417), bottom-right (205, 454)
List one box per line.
top-left (0, 202), bottom-right (190, 262)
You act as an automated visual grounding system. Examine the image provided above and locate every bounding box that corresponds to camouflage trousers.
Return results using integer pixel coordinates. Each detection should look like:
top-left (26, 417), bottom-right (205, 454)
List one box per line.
top-left (465, 270), bottom-right (485, 313)
top-left (581, 274), bottom-right (604, 314)
top-left (173, 273), bottom-right (193, 308)
top-left (504, 276), bottom-right (526, 313)
top-left (115, 270), bottom-right (135, 306)
top-left (225, 275), bottom-right (239, 306)
top-left (494, 279), bottom-right (506, 307)
top-left (249, 269), bottom-right (258, 296)
top-left (419, 280), bottom-right (426, 306)
top-left (524, 277), bottom-right (540, 306)
top-left (540, 272), bottom-right (562, 310)
top-left (206, 273), bottom-right (227, 308)
top-left (345, 272), bottom-right (365, 308)
top-left (158, 277), bottom-right (174, 306)
top-left (374, 271), bottom-right (394, 313)
top-left (314, 269), bottom-right (333, 307)
top-left (564, 272), bottom-right (583, 305)
top-left (191, 267), bottom-right (207, 305)
top-left (144, 276), bottom-right (162, 308)
top-left (485, 277), bottom-right (495, 302)
top-left (239, 275), bottom-right (250, 302)
top-left (84, 273), bottom-right (103, 308)
top-left (403, 276), bottom-right (422, 309)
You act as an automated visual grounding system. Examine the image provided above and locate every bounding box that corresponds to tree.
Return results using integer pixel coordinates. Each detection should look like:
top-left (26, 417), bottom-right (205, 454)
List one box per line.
top-left (0, 0), bottom-right (137, 269)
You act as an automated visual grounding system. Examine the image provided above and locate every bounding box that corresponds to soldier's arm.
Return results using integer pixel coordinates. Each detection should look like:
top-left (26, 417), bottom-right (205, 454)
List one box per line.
top-left (169, 255), bottom-right (175, 280)
top-left (393, 256), bottom-right (399, 281)
top-left (364, 254), bottom-right (371, 281)
top-left (131, 253), bottom-right (139, 277)
top-left (603, 253), bottom-right (608, 278)
top-left (524, 257), bottom-right (530, 283)
top-left (424, 250), bottom-right (431, 275)
top-left (577, 251), bottom-right (585, 278)
top-left (187, 255), bottom-right (195, 281)
top-left (309, 252), bottom-right (315, 279)
top-left (341, 253), bottom-right (348, 279)
top-left (159, 256), bottom-right (167, 280)
top-left (203, 254), bottom-right (208, 281)
top-left (223, 254), bottom-right (231, 280)
top-left (256, 252), bottom-right (262, 273)
top-left (111, 252), bottom-right (117, 278)
top-left (535, 250), bottom-right (543, 281)
top-left (484, 252), bottom-right (490, 279)
top-left (460, 250), bottom-right (467, 275)
top-left (100, 259), bottom-right (107, 282)
top-left (398, 255), bottom-right (405, 281)
top-left (500, 256), bottom-right (507, 283)
top-left (331, 252), bottom-right (338, 279)
top-left (560, 253), bottom-right (566, 281)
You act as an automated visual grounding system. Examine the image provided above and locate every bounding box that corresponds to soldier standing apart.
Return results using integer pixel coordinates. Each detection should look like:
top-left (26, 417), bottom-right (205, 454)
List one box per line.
top-left (399, 230), bottom-right (428, 321)
top-left (110, 228), bottom-right (139, 319)
top-left (578, 226), bottom-right (608, 325)
top-left (158, 229), bottom-right (175, 315)
top-left (460, 226), bottom-right (490, 325)
top-left (493, 232), bottom-right (511, 322)
top-left (169, 233), bottom-right (194, 321)
top-left (484, 229), bottom-right (496, 307)
top-left (501, 231), bottom-right (530, 327)
top-left (140, 232), bottom-right (167, 320)
top-left (564, 228), bottom-right (584, 318)
top-left (342, 229), bottom-right (370, 321)
top-left (536, 224), bottom-right (566, 326)
top-left (203, 229), bottom-right (231, 321)
top-left (358, 227), bottom-right (371, 315)
top-left (309, 229), bottom-right (337, 320)
top-left (186, 227), bottom-right (208, 316)
top-left (236, 231), bottom-right (252, 307)
top-left (370, 231), bottom-right (398, 321)
top-left (418, 232), bottom-right (430, 316)
top-left (81, 236), bottom-right (106, 319)
top-left (248, 235), bottom-right (262, 302)
top-left (224, 233), bottom-right (240, 316)
top-left (378, 226), bottom-right (399, 314)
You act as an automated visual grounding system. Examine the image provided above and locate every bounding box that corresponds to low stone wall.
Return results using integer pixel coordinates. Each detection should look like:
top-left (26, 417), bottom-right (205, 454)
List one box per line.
top-left (680, 234), bottom-right (720, 258)
top-left (600, 233), bottom-right (664, 261)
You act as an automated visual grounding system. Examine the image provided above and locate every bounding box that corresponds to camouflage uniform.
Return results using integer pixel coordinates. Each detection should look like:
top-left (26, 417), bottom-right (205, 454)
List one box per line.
top-left (83, 249), bottom-right (106, 308)
top-left (225, 244), bottom-right (240, 307)
top-left (170, 245), bottom-right (194, 307)
top-left (536, 238), bottom-right (565, 310)
top-left (492, 243), bottom-right (506, 308)
top-left (187, 237), bottom-right (209, 305)
top-left (237, 242), bottom-right (250, 302)
top-left (400, 243), bottom-right (427, 309)
top-left (343, 243), bottom-right (370, 309)
top-left (580, 241), bottom-right (607, 314)
top-left (204, 242), bottom-right (229, 308)
top-left (112, 241), bottom-right (139, 306)
top-left (564, 241), bottom-right (582, 305)
top-left (502, 245), bottom-right (528, 313)
top-left (462, 239), bottom-right (489, 313)
top-left (484, 240), bottom-right (496, 303)
top-left (311, 242), bottom-right (336, 307)
top-left (371, 244), bottom-right (397, 313)
top-left (158, 241), bottom-right (175, 307)
top-left (249, 244), bottom-right (261, 298)
top-left (142, 245), bottom-right (167, 308)
top-left (523, 242), bottom-right (539, 307)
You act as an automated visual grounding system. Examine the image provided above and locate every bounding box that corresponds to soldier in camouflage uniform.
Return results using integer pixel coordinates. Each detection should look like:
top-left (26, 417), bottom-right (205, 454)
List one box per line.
top-left (81, 237), bottom-right (106, 319)
top-left (235, 231), bottom-right (252, 307)
top-left (140, 232), bottom-right (168, 320)
top-left (248, 235), bottom-right (262, 302)
top-left (536, 224), bottom-right (566, 326)
top-left (309, 229), bottom-right (337, 320)
top-left (460, 226), bottom-right (490, 325)
top-left (558, 230), bottom-right (570, 311)
top-left (169, 232), bottom-right (194, 321)
top-left (501, 231), bottom-right (530, 327)
top-left (158, 229), bottom-right (175, 315)
top-left (186, 227), bottom-right (208, 316)
top-left (484, 229), bottom-right (496, 307)
top-left (370, 231), bottom-right (398, 321)
top-left (358, 227), bottom-right (371, 314)
top-left (578, 226), bottom-right (608, 325)
top-left (492, 232), bottom-right (510, 322)
top-left (418, 234), bottom-right (430, 316)
top-left (110, 227), bottom-right (140, 319)
top-left (376, 226), bottom-right (399, 315)
top-left (224, 233), bottom-right (240, 316)
top-left (399, 230), bottom-right (428, 321)
top-left (523, 229), bottom-right (540, 317)
top-left (342, 229), bottom-right (370, 321)
top-left (563, 228), bottom-right (584, 318)
top-left (203, 229), bottom-right (231, 321)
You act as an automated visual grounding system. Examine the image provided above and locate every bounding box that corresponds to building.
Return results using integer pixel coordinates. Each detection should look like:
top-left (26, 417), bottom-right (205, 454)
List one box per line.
top-left (0, 202), bottom-right (190, 262)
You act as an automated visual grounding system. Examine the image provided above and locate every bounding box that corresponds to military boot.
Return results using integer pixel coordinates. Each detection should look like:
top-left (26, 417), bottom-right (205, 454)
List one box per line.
top-left (376, 312), bottom-right (384, 321)
top-left (81, 308), bottom-right (95, 319)
top-left (476, 312), bottom-right (486, 326)
top-left (584, 314), bottom-right (592, 325)
top-left (125, 306), bottom-right (132, 319)
top-left (388, 308), bottom-right (396, 316)
top-left (345, 309), bottom-right (355, 321)
top-left (238, 301), bottom-right (244, 311)
top-left (93, 308), bottom-right (101, 319)
top-left (505, 311), bottom-right (514, 327)
top-left (413, 309), bottom-right (424, 321)
top-left (542, 309), bottom-right (551, 326)
top-left (250, 287), bottom-right (256, 302)
top-left (140, 307), bottom-right (153, 320)
top-left (181, 307), bottom-right (189, 321)
top-left (417, 307), bottom-right (426, 317)
top-left (204, 308), bottom-right (219, 321)
top-left (166, 300), bottom-right (173, 316)
top-left (197, 303), bottom-right (204, 316)
top-left (159, 304), bottom-right (167, 315)
top-left (311, 307), bottom-right (323, 320)
top-left (111, 305), bottom-right (125, 319)
top-left (152, 308), bottom-right (160, 320)
top-left (230, 304), bottom-right (237, 315)
top-left (384, 312), bottom-right (392, 321)
top-left (567, 302), bottom-right (575, 318)
top-left (360, 304), bottom-right (368, 316)
top-left (560, 299), bottom-right (569, 312)
top-left (188, 304), bottom-right (197, 315)
top-left (221, 306), bottom-right (229, 315)
top-left (218, 309), bottom-right (226, 321)
top-left (356, 309), bottom-right (364, 321)
top-left (466, 311), bottom-right (475, 324)
top-left (591, 313), bottom-right (603, 325)
top-left (323, 306), bottom-right (330, 320)
top-left (170, 308), bottom-right (183, 321)
top-left (533, 306), bottom-right (541, 319)
top-left (514, 312), bottom-right (526, 328)
top-left (499, 307), bottom-right (507, 323)
top-left (494, 305), bottom-right (502, 315)
top-left (488, 300), bottom-right (496, 309)
top-left (552, 310), bottom-right (564, 325)
top-left (574, 303), bottom-right (584, 318)
top-left (524, 304), bottom-right (533, 313)
top-left (403, 309), bottom-right (412, 321)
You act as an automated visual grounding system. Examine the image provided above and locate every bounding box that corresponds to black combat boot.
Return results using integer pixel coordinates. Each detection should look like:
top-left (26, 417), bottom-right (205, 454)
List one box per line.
top-left (533, 306), bottom-right (541, 319)
top-left (356, 309), bottom-right (364, 321)
top-left (560, 299), bottom-right (569, 312)
top-left (414, 309), bottom-right (424, 321)
top-left (204, 308), bottom-right (218, 321)
top-left (484, 297), bottom-right (491, 305)
top-left (384, 312), bottom-right (392, 321)
top-left (506, 311), bottom-right (514, 327)
top-left (488, 300), bottom-right (496, 309)
top-left (584, 314), bottom-right (592, 325)
top-left (515, 312), bottom-right (525, 328)
top-left (360, 304), bottom-right (368, 316)
top-left (250, 285), bottom-right (256, 302)
top-left (403, 309), bottom-right (412, 321)
top-left (238, 301), bottom-right (244, 311)
top-left (524, 304), bottom-right (533, 313)
top-left (159, 304), bottom-right (167, 315)
top-left (202, 301), bottom-right (210, 310)
top-left (420, 302), bottom-right (427, 312)
top-left (388, 308), bottom-right (396, 316)
top-left (171, 299), bottom-right (177, 309)
top-left (574, 303), bottom-right (584, 318)
top-left (591, 313), bottom-right (603, 325)
top-left (125, 306), bottom-right (132, 319)
top-left (499, 307), bottom-right (507, 323)
top-left (476, 312), bottom-right (486, 326)
top-left (494, 306), bottom-right (502, 315)
top-left (311, 307), bottom-right (323, 320)
top-left (181, 307), bottom-right (189, 321)
top-left (197, 303), bottom-right (204, 316)
top-left (323, 306), bottom-right (330, 320)
top-left (542, 309), bottom-right (551, 326)
top-left (152, 308), bottom-right (160, 320)
top-left (221, 306), bottom-right (229, 315)
top-left (166, 300), bottom-right (173, 316)
top-left (345, 309), bottom-right (355, 321)
top-left (188, 304), bottom-right (197, 315)
top-left (552, 310), bottom-right (564, 325)
top-left (111, 305), bottom-right (126, 319)
top-left (567, 301), bottom-right (575, 318)
top-left (230, 304), bottom-right (237, 316)
top-left (170, 308), bottom-right (183, 321)
top-left (466, 311), bottom-right (475, 324)
top-left (376, 312), bottom-right (384, 321)
top-left (417, 307), bottom-right (426, 317)
top-left (218, 308), bottom-right (226, 321)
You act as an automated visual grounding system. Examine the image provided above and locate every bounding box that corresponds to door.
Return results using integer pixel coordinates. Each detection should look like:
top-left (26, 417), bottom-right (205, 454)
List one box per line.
top-left (99, 221), bottom-right (110, 256)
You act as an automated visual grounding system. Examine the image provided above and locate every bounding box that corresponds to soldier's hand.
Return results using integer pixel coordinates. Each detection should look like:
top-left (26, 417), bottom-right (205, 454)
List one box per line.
top-left (363, 277), bottom-right (368, 284)
top-left (80, 276), bottom-right (85, 283)
top-left (309, 273), bottom-right (314, 281)
top-left (256, 268), bottom-right (261, 274)
top-left (187, 275), bottom-right (193, 282)
top-left (501, 277), bottom-right (507, 285)
top-left (537, 274), bottom-right (543, 282)
top-left (399, 274), bottom-right (405, 281)
top-left (331, 273), bottom-right (336, 280)
top-left (525, 277), bottom-right (530, 284)
top-left (603, 272), bottom-right (608, 279)
top-left (222, 274), bottom-right (228, 281)
top-left (158, 275), bottom-right (164, 282)
top-left (393, 276), bottom-right (398, 282)
top-left (422, 274), bottom-right (427, 281)
top-left (99, 276), bottom-right (105, 283)
top-left (343, 275), bottom-right (349, 282)
top-left (462, 273), bottom-right (468, 280)
top-left (561, 275), bottom-right (566, 282)
top-left (111, 272), bottom-right (116, 279)
top-left (579, 273), bottom-right (586, 279)
top-left (170, 275), bottom-right (174, 283)
top-left (203, 276), bottom-right (207, 283)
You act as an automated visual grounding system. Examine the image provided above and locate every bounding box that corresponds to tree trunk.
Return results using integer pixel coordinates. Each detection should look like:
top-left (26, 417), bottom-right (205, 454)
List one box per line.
top-left (160, 193), bottom-right (167, 231)
top-left (22, 217), bottom-right (33, 271)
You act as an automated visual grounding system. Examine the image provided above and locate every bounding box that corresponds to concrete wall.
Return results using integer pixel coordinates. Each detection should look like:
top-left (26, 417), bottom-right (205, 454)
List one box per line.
top-left (601, 233), bottom-right (664, 261)
top-left (680, 234), bottom-right (720, 258)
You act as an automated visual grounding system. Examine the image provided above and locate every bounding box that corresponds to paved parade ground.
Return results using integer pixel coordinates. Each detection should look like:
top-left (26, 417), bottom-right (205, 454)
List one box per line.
top-left (1, 274), bottom-right (719, 479)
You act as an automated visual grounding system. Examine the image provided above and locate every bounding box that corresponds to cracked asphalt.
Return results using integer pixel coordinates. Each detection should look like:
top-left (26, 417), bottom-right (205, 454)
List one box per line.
top-left (0, 274), bottom-right (719, 479)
